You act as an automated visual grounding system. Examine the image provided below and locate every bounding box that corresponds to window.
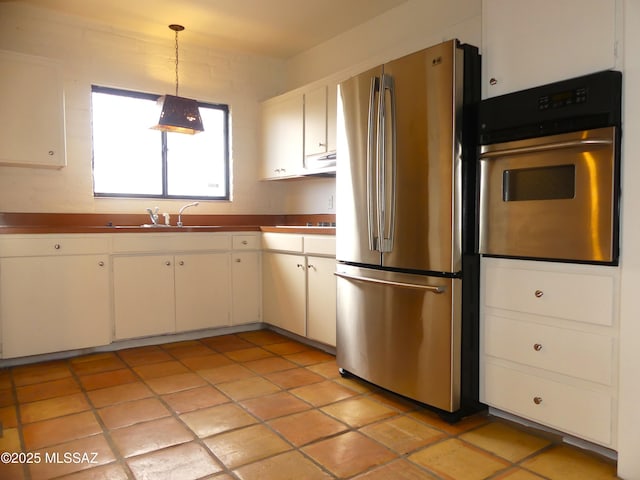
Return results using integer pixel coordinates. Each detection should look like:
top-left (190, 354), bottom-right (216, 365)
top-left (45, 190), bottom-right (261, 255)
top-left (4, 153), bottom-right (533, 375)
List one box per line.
top-left (91, 86), bottom-right (230, 200)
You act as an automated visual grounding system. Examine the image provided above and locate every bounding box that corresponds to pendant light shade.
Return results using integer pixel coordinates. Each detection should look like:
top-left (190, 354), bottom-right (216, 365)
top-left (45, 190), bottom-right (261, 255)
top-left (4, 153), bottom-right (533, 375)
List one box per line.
top-left (153, 94), bottom-right (204, 134)
top-left (152, 24), bottom-right (204, 134)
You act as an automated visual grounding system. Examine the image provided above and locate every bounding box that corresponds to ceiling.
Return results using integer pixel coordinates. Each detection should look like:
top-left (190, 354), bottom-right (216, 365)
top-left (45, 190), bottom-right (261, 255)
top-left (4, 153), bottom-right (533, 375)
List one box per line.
top-left (8, 0), bottom-right (408, 58)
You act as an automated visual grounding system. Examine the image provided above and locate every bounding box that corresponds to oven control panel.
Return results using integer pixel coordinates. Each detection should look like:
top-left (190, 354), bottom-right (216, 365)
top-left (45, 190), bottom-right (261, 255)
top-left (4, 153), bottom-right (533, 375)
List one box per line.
top-left (538, 87), bottom-right (588, 110)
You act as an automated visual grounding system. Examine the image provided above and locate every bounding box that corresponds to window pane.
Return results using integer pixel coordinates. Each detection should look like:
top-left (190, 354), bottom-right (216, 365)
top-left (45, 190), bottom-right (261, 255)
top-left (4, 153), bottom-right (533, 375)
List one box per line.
top-left (92, 91), bottom-right (163, 195)
top-left (167, 107), bottom-right (228, 198)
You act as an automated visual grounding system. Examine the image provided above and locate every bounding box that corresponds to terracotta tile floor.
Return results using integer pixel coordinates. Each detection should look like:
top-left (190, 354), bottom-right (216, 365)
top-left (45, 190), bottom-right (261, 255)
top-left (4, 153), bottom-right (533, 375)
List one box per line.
top-left (0, 330), bottom-right (619, 479)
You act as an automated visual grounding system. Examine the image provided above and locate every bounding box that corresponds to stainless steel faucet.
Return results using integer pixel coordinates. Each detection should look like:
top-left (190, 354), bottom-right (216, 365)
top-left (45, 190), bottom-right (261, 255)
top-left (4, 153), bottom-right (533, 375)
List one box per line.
top-left (146, 207), bottom-right (160, 225)
top-left (177, 202), bottom-right (199, 227)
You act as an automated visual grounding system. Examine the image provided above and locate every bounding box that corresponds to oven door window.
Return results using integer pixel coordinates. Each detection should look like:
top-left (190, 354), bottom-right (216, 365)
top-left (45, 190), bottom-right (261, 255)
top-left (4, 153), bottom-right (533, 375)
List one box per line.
top-left (502, 164), bottom-right (575, 201)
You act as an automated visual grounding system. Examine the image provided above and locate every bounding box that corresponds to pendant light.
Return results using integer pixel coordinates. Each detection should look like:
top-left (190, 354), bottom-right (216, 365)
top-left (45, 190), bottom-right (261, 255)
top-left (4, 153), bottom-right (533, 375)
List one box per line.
top-left (152, 24), bottom-right (204, 134)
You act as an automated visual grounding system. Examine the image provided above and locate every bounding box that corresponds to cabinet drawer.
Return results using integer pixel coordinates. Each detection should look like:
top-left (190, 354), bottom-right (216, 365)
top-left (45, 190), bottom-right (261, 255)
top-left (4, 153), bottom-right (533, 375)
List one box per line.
top-left (0, 234), bottom-right (110, 256)
top-left (304, 235), bottom-right (336, 256)
top-left (483, 362), bottom-right (613, 446)
top-left (232, 235), bottom-right (259, 250)
top-left (261, 232), bottom-right (303, 252)
top-left (484, 264), bottom-right (614, 326)
top-left (484, 314), bottom-right (613, 385)
top-left (113, 233), bottom-right (230, 253)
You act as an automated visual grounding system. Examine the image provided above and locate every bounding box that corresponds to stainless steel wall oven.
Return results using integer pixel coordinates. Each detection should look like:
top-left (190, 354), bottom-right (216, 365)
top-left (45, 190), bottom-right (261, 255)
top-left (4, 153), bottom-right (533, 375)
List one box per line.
top-left (478, 71), bottom-right (622, 264)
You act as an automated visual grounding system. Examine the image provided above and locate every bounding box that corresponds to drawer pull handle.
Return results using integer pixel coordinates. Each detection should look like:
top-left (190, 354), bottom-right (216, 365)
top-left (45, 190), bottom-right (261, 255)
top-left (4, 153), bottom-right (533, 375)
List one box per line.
top-left (534, 290), bottom-right (544, 298)
top-left (242, 240), bottom-right (248, 245)
top-left (54, 244), bottom-right (61, 250)
top-left (533, 343), bottom-right (543, 351)
top-left (533, 396), bottom-right (543, 405)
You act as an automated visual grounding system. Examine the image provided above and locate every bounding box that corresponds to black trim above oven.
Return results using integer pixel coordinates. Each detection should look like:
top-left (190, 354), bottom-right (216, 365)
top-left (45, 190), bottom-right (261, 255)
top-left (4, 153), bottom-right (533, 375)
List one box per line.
top-left (479, 70), bottom-right (622, 145)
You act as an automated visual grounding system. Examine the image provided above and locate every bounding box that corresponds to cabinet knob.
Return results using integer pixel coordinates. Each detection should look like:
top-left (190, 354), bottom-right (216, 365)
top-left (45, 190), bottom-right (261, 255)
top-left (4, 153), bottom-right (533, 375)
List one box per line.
top-left (235, 258), bottom-right (242, 263)
top-left (165, 261), bottom-right (171, 266)
top-left (534, 289), bottom-right (544, 298)
top-left (242, 240), bottom-right (248, 245)
top-left (489, 77), bottom-right (498, 86)
top-left (307, 264), bottom-right (316, 270)
top-left (318, 142), bottom-right (326, 147)
top-left (533, 396), bottom-right (543, 405)
top-left (98, 261), bottom-right (105, 267)
top-left (54, 243), bottom-right (61, 250)
top-left (296, 263), bottom-right (305, 269)
top-left (533, 343), bottom-right (543, 351)
top-left (48, 150), bottom-right (55, 156)
top-left (179, 260), bottom-right (184, 266)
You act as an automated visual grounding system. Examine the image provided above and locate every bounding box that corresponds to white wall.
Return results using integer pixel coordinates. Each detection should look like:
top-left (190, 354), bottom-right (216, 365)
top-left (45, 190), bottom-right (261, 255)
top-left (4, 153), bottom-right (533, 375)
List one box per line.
top-left (285, 0), bottom-right (481, 90)
top-left (0, 2), bottom-right (288, 214)
top-left (617, 0), bottom-right (640, 477)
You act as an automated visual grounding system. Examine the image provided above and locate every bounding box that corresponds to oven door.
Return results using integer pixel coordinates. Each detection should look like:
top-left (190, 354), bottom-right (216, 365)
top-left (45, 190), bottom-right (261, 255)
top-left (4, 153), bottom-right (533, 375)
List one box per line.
top-left (479, 126), bottom-right (618, 264)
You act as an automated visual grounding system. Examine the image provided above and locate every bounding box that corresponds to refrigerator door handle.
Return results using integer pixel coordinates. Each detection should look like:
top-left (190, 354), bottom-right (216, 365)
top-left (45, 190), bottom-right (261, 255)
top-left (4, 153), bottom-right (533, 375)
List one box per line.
top-left (379, 73), bottom-right (397, 253)
top-left (367, 76), bottom-right (380, 251)
top-left (335, 272), bottom-right (446, 294)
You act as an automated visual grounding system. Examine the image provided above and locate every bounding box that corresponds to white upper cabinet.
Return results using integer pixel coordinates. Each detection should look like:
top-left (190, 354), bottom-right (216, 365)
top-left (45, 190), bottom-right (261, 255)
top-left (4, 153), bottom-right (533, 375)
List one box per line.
top-left (482, 0), bottom-right (619, 98)
top-left (259, 93), bottom-right (304, 179)
top-left (0, 50), bottom-right (66, 168)
top-left (259, 79), bottom-right (338, 179)
top-left (304, 83), bottom-right (337, 157)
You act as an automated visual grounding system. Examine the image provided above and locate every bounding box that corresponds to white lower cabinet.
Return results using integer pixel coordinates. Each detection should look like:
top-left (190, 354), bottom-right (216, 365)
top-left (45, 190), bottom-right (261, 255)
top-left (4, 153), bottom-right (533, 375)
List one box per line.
top-left (306, 255), bottom-right (337, 346)
top-left (111, 233), bottom-right (260, 341)
top-left (113, 252), bottom-right (231, 340)
top-left (0, 235), bottom-right (111, 358)
top-left (262, 252), bottom-right (306, 336)
top-left (113, 255), bottom-right (176, 339)
top-left (231, 251), bottom-right (261, 325)
top-left (175, 253), bottom-right (230, 332)
top-left (0, 231), bottom-right (261, 358)
top-left (480, 257), bottom-right (619, 447)
top-left (262, 233), bottom-right (336, 346)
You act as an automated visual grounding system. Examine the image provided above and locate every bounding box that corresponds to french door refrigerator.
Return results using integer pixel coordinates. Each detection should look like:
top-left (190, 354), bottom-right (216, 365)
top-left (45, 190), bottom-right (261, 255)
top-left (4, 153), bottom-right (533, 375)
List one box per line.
top-left (335, 39), bottom-right (481, 419)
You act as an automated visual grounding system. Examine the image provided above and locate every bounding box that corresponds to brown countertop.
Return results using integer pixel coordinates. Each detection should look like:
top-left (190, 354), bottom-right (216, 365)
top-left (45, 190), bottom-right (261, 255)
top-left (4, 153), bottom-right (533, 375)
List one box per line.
top-left (260, 226), bottom-right (335, 235)
top-left (0, 225), bottom-right (262, 234)
top-left (0, 213), bottom-right (337, 235)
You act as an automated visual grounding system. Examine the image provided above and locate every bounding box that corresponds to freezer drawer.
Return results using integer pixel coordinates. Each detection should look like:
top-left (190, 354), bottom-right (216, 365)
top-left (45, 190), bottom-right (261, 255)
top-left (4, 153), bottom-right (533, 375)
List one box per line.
top-left (336, 264), bottom-right (461, 411)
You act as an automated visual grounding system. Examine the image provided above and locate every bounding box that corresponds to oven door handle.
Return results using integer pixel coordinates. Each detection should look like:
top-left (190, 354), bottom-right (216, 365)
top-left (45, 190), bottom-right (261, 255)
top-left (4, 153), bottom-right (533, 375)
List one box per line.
top-left (480, 138), bottom-right (613, 159)
top-left (334, 272), bottom-right (445, 293)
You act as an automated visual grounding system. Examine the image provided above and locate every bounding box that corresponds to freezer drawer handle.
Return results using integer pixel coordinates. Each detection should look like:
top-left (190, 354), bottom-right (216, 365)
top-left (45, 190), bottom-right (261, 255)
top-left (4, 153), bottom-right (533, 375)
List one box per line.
top-left (334, 272), bottom-right (445, 293)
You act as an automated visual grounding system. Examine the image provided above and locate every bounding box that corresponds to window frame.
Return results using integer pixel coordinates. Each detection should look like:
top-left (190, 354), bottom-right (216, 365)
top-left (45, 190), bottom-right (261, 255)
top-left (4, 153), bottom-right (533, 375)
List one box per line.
top-left (91, 85), bottom-right (231, 201)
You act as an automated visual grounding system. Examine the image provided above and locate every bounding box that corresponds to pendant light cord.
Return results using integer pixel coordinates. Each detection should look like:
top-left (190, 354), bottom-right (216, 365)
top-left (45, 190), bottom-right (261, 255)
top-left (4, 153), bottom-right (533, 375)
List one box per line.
top-left (174, 28), bottom-right (180, 96)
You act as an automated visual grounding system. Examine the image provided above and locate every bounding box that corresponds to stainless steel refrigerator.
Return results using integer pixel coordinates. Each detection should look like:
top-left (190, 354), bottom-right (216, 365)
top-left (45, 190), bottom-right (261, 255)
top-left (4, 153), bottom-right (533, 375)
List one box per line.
top-left (335, 39), bottom-right (481, 418)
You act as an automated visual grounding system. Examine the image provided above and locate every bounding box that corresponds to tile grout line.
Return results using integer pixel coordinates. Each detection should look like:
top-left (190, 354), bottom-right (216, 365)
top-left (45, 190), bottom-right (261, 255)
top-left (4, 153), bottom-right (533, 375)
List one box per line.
top-left (63, 355), bottom-right (136, 480)
top-left (7, 368), bottom-right (30, 480)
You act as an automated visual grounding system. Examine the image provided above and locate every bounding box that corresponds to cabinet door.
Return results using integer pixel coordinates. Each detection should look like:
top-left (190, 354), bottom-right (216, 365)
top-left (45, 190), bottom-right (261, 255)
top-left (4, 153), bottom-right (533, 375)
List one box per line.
top-left (482, 0), bottom-right (617, 98)
top-left (113, 255), bottom-right (175, 339)
top-left (262, 252), bottom-right (306, 336)
top-left (306, 256), bottom-right (336, 347)
top-left (1, 255), bottom-right (110, 358)
top-left (304, 86), bottom-right (328, 157)
top-left (232, 251), bottom-right (261, 325)
top-left (175, 253), bottom-right (230, 331)
top-left (259, 94), bottom-right (303, 179)
top-left (0, 51), bottom-right (66, 168)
